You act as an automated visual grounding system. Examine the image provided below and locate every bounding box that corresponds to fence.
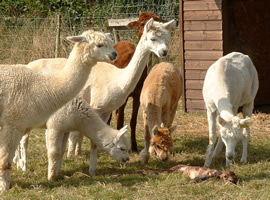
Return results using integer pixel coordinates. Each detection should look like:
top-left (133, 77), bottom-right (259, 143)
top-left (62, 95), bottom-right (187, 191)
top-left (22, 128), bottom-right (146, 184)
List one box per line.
top-left (0, 0), bottom-right (181, 69)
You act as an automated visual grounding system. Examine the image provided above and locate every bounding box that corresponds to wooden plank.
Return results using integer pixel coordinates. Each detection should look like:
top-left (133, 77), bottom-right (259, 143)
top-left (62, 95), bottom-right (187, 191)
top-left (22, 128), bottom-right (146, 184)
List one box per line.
top-left (184, 10), bottom-right (222, 21)
top-left (179, 0), bottom-right (186, 112)
top-left (185, 69), bottom-right (207, 80)
top-left (184, 41), bottom-right (223, 50)
top-left (184, 30), bottom-right (223, 40)
top-left (185, 60), bottom-right (215, 69)
top-left (186, 99), bottom-right (206, 110)
top-left (184, 1), bottom-right (222, 11)
top-left (184, 21), bottom-right (222, 31)
top-left (186, 89), bottom-right (203, 99)
top-left (185, 50), bottom-right (223, 60)
top-left (107, 18), bottom-right (138, 27)
top-left (186, 79), bottom-right (205, 89)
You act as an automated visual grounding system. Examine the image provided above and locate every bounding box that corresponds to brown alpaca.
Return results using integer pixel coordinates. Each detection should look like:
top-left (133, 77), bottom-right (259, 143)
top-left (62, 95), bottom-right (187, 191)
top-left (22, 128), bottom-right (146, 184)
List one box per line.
top-left (109, 12), bottom-right (160, 152)
top-left (139, 62), bottom-right (183, 164)
top-left (149, 125), bottom-right (177, 161)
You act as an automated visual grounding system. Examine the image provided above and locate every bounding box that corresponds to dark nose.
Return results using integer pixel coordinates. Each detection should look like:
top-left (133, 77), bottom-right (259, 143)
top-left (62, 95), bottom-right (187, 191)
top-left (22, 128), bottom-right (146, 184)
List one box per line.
top-left (122, 157), bottom-right (129, 162)
top-left (162, 157), bottom-right (168, 162)
top-left (109, 51), bottom-right (117, 61)
top-left (162, 50), bottom-right (168, 57)
top-left (226, 154), bottom-right (234, 160)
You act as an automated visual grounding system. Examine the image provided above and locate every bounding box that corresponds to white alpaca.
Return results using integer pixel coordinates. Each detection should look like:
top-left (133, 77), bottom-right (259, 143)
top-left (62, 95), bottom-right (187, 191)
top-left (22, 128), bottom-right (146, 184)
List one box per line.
top-left (203, 52), bottom-right (259, 167)
top-left (15, 18), bottom-right (176, 175)
top-left (139, 62), bottom-right (183, 164)
top-left (0, 29), bottom-right (116, 191)
top-left (46, 97), bottom-right (130, 180)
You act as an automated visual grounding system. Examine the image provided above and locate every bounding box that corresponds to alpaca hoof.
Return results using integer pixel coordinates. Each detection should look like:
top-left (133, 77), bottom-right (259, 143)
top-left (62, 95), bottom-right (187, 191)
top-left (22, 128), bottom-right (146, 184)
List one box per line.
top-left (139, 149), bottom-right (149, 165)
top-left (240, 157), bottom-right (247, 163)
top-left (89, 169), bottom-right (96, 176)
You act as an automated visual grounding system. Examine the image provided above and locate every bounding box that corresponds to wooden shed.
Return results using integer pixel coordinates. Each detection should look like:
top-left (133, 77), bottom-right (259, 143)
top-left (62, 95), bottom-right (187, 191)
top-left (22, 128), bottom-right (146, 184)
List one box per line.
top-left (179, 0), bottom-right (270, 112)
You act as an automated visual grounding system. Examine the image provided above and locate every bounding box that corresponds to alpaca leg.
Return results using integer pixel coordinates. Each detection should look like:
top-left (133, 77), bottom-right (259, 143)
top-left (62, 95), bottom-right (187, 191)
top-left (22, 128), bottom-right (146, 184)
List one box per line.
top-left (204, 110), bottom-right (217, 168)
top-left (57, 132), bottom-right (69, 175)
top-left (18, 134), bottom-right (29, 171)
top-left (47, 128), bottom-right (64, 181)
top-left (139, 112), bottom-right (151, 164)
top-left (75, 132), bottom-right (83, 156)
top-left (0, 125), bottom-right (24, 192)
top-left (212, 136), bottom-right (224, 158)
top-left (240, 103), bottom-right (253, 163)
top-left (116, 100), bottom-right (127, 130)
top-left (130, 95), bottom-right (140, 152)
top-left (67, 131), bottom-right (80, 158)
top-left (89, 140), bottom-right (98, 176)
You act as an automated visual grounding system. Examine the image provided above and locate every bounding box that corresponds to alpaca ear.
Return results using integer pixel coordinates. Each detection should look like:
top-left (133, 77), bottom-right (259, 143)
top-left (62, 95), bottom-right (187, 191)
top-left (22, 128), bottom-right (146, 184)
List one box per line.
top-left (144, 18), bottom-right (154, 32)
top-left (66, 35), bottom-right (88, 43)
top-left (117, 125), bottom-right (128, 140)
top-left (127, 21), bottom-right (139, 29)
top-left (105, 33), bottom-right (111, 38)
top-left (163, 19), bottom-right (176, 31)
top-left (152, 125), bottom-right (159, 135)
top-left (169, 125), bottom-right (179, 135)
top-left (240, 117), bottom-right (251, 128)
top-left (217, 115), bottom-right (226, 126)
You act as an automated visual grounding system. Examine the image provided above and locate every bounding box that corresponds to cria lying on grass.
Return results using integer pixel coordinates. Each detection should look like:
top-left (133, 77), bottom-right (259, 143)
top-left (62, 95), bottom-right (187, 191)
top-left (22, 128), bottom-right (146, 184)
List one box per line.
top-left (203, 52), bottom-right (259, 167)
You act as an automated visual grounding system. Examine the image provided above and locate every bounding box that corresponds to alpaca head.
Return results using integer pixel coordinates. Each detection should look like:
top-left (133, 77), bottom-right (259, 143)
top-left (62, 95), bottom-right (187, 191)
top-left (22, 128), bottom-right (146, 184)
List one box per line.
top-left (109, 125), bottom-right (130, 163)
top-left (66, 30), bottom-right (117, 63)
top-left (218, 115), bottom-right (251, 163)
top-left (139, 18), bottom-right (176, 58)
top-left (149, 125), bottom-right (178, 162)
top-left (127, 12), bottom-right (160, 41)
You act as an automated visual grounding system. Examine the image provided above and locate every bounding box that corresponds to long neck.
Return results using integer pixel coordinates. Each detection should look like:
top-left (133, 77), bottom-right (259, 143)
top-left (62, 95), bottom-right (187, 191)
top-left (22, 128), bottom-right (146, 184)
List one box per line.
top-left (216, 98), bottom-right (234, 121)
top-left (49, 46), bottom-right (96, 108)
top-left (119, 38), bottom-right (151, 93)
top-left (80, 106), bottom-right (117, 153)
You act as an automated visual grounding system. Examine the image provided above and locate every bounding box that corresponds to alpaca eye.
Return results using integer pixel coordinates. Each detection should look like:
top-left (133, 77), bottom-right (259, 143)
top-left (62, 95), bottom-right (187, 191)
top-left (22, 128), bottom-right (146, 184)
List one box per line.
top-left (150, 38), bottom-right (156, 41)
top-left (141, 23), bottom-right (145, 27)
top-left (97, 44), bottom-right (103, 48)
top-left (120, 147), bottom-right (126, 151)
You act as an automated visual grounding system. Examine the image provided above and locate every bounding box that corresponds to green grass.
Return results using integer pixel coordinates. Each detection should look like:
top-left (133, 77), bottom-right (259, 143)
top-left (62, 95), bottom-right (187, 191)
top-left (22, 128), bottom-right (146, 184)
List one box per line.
top-left (1, 100), bottom-right (270, 199)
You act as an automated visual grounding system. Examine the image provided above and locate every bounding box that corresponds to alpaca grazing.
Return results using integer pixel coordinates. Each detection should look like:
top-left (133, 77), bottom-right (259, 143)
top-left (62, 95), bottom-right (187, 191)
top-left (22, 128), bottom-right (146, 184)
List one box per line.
top-left (203, 52), bottom-right (259, 167)
top-left (15, 18), bottom-right (176, 175)
top-left (46, 97), bottom-right (130, 180)
top-left (139, 62), bottom-right (183, 164)
top-left (69, 12), bottom-right (161, 154)
top-left (0, 30), bottom-right (117, 191)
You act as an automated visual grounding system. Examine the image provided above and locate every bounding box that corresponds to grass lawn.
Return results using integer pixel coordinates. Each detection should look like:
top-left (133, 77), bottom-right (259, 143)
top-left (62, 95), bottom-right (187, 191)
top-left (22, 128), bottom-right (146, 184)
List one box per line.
top-left (2, 100), bottom-right (270, 200)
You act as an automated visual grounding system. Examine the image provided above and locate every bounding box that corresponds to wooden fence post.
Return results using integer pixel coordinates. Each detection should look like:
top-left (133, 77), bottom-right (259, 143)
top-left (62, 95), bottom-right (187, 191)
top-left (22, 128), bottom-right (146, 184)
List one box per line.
top-left (55, 14), bottom-right (61, 58)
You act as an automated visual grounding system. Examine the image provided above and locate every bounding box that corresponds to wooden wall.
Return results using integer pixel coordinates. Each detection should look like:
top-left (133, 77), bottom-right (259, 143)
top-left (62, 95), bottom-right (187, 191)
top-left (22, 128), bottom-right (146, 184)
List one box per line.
top-left (180, 0), bottom-right (223, 112)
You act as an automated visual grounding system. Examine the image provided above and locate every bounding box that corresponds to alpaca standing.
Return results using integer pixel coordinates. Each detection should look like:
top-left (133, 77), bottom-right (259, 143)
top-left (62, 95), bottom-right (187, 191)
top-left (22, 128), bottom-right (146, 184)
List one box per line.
top-left (46, 97), bottom-right (130, 180)
top-left (15, 18), bottom-right (176, 175)
top-left (0, 30), bottom-right (116, 191)
top-left (139, 62), bottom-right (183, 164)
top-left (111, 12), bottom-right (160, 152)
top-left (203, 52), bottom-right (259, 167)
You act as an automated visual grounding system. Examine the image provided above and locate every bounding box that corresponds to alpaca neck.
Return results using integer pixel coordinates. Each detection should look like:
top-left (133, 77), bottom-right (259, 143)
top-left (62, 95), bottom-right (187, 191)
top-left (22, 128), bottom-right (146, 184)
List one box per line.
top-left (216, 98), bottom-right (234, 121)
top-left (51, 46), bottom-right (95, 106)
top-left (119, 38), bottom-right (151, 93)
top-left (80, 108), bottom-right (117, 153)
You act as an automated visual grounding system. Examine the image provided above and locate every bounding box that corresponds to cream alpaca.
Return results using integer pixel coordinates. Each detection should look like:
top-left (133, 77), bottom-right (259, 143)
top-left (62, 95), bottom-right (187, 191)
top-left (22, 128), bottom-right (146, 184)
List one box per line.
top-left (46, 97), bottom-right (130, 180)
top-left (15, 18), bottom-right (176, 175)
top-left (203, 52), bottom-right (259, 167)
top-left (0, 30), bottom-right (116, 191)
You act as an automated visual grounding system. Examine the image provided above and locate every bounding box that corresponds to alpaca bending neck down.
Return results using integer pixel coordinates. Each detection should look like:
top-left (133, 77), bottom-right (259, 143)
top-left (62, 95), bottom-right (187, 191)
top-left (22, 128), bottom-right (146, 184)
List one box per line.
top-left (203, 52), bottom-right (259, 167)
top-left (0, 30), bottom-right (116, 191)
top-left (46, 97), bottom-right (130, 180)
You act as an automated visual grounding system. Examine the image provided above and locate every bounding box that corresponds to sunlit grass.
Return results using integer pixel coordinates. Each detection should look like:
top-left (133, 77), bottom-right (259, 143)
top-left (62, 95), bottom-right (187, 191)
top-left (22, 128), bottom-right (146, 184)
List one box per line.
top-left (2, 98), bottom-right (270, 199)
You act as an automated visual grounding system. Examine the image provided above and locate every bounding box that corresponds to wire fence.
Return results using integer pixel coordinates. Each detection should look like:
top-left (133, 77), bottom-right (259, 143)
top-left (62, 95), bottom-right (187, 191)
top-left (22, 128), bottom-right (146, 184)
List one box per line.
top-left (0, 0), bottom-right (181, 68)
